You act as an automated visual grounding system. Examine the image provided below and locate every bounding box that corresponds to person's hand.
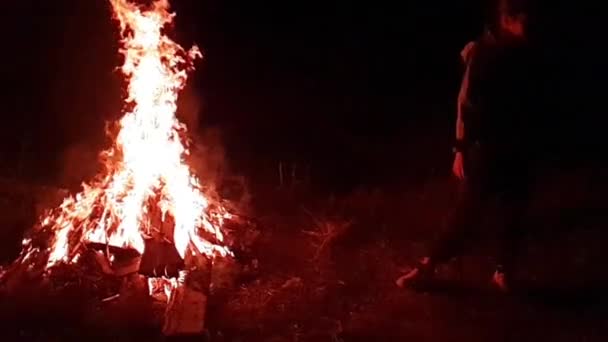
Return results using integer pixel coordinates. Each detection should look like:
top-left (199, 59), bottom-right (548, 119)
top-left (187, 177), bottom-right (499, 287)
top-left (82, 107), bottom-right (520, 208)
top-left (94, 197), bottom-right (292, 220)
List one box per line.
top-left (452, 152), bottom-right (465, 180)
top-left (460, 41), bottom-right (476, 63)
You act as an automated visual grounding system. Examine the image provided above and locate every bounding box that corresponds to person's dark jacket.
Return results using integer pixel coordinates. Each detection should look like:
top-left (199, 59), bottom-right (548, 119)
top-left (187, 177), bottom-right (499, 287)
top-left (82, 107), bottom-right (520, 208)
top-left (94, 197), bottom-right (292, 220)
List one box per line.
top-left (461, 31), bottom-right (534, 154)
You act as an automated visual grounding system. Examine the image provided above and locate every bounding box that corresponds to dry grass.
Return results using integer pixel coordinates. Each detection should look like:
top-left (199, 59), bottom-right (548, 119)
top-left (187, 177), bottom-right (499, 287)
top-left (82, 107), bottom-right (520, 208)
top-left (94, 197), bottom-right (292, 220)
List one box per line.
top-left (3, 169), bottom-right (608, 340)
top-left (301, 207), bottom-right (353, 260)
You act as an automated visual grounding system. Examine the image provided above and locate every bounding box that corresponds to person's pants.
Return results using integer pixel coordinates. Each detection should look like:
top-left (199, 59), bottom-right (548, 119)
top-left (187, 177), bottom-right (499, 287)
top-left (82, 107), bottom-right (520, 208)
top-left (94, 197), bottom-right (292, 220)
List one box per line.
top-left (429, 145), bottom-right (531, 273)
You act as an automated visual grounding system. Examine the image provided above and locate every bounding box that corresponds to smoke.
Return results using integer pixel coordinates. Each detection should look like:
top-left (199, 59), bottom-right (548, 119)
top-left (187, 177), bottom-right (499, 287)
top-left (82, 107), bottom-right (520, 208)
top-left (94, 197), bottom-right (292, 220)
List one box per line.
top-left (190, 128), bottom-right (227, 191)
top-left (177, 85), bottom-right (202, 132)
top-left (59, 142), bottom-right (101, 191)
top-left (179, 88), bottom-right (251, 210)
top-left (177, 87), bottom-right (223, 184)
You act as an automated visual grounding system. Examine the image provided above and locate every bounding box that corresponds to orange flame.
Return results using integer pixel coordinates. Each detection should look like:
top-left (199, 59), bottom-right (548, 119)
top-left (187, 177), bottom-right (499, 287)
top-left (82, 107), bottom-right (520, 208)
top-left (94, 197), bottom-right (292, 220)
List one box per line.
top-left (37, 0), bottom-right (230, 268)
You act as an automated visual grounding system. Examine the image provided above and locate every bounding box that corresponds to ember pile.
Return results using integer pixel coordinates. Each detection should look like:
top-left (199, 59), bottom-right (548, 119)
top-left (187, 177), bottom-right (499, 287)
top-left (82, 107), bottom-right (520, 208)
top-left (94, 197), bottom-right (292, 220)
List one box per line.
top-left (1, 0), bottom-right (238, 335)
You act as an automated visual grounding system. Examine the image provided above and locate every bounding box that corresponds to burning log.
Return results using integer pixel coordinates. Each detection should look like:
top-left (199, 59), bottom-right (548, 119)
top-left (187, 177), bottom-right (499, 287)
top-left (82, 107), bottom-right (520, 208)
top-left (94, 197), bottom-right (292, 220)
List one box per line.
top-left (85, 237), bottom-right (214, 335)
top-left (138, 239), bottom-right (184, 278)
top-left (162, 270), bottom-right (208, 335)
top-left (87, 243), bottom-right (141, 277)
top-left (161, 250), bottom-right (211, 336)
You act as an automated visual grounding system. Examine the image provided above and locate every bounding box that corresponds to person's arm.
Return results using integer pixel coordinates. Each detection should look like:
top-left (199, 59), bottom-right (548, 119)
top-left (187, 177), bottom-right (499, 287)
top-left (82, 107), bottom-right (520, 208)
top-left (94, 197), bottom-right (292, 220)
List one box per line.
top-left (453, 89), bottom-right (467, 180)
top-left (455, 41), bottom-right (477, 147)
top-left (455, 87), bottom-right (467, 143)
top-left (452, 41), bottom-right (478, 179)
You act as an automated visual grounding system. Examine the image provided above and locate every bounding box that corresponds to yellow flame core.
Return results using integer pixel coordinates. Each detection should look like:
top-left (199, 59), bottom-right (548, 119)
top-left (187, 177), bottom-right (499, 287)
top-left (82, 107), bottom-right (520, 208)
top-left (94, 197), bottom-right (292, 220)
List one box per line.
top-left (43, 0), bottom-right (230, 267)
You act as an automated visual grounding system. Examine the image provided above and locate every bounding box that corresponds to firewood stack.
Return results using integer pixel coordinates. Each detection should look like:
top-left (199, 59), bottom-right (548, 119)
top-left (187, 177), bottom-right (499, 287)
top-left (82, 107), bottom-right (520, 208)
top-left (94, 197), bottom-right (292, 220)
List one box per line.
top-left (92, 240), bottom-right (213, 336)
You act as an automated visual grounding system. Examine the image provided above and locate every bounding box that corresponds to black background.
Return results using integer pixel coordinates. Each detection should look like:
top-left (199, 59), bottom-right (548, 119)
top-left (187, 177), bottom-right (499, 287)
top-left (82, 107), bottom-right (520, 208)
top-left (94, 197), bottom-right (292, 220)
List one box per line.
top-left (0, 0), bottom-right (605, 191)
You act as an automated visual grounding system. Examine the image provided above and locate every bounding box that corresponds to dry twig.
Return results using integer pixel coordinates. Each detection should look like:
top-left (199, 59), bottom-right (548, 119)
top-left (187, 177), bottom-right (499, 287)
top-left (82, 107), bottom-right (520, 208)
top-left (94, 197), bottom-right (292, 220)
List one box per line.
top-left (301, 207), bottom-right (353, 260)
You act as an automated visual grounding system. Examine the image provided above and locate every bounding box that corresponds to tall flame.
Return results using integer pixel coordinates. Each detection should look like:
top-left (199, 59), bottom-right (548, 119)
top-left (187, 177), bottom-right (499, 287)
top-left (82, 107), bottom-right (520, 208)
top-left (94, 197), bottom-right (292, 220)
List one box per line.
top-left (37, 0), bottom-right (230, 268)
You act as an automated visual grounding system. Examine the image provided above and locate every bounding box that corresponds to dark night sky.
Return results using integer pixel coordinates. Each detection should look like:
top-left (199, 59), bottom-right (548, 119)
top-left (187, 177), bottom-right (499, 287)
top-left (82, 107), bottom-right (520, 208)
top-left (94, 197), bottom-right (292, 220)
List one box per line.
top-left (0, 0), bottom-right (605, 190)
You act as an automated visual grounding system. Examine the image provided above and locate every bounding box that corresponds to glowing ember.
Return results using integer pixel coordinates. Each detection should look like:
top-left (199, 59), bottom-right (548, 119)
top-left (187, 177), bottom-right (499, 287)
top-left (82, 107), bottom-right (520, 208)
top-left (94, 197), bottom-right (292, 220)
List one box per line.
top-left (26, 0), bottom-right (231, 269)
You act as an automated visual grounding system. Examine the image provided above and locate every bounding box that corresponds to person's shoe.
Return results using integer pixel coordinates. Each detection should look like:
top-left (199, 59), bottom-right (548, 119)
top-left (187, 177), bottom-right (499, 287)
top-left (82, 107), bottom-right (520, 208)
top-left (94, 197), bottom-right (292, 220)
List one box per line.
top-left (396, 258), bottom-right (435, 289)
top-left (492, 269), bottom-right (509, 293)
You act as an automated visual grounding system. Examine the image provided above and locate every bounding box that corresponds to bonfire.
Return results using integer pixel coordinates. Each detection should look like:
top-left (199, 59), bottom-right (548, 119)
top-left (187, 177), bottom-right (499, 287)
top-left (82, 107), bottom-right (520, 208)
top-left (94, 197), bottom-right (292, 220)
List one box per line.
top-left (3, 0), bottom-right (234, 335)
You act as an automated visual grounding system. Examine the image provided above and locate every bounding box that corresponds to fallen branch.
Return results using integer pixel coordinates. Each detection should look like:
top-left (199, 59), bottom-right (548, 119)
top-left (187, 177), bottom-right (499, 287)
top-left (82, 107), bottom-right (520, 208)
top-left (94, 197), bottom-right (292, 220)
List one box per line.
top-left (301, 207), bottom-right (353, 260)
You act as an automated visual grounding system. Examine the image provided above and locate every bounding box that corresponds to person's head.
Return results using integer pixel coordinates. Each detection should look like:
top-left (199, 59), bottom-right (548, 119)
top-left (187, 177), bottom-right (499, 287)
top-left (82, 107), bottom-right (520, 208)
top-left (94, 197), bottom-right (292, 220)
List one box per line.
top-left (496, 0), bottom-right (528, 39)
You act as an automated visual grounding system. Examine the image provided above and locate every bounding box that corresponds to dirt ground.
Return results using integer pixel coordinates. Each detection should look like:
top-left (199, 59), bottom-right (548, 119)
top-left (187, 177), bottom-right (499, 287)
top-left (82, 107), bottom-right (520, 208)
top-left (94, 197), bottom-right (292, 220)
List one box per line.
top-left (1, 168), bottom-right (608, 341)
